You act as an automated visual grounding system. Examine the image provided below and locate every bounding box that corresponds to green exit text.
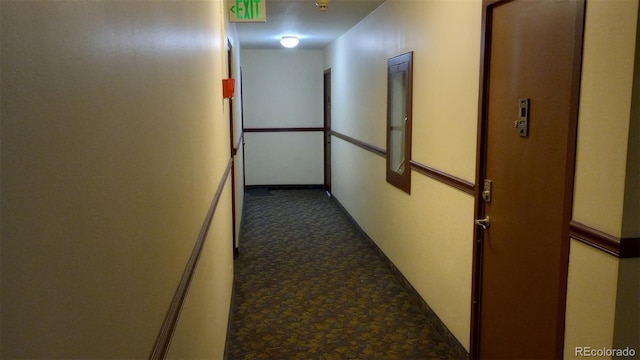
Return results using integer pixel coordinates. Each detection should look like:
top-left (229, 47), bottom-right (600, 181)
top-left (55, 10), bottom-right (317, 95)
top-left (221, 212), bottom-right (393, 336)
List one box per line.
top-left (231, 0), bottom-right (262, 20)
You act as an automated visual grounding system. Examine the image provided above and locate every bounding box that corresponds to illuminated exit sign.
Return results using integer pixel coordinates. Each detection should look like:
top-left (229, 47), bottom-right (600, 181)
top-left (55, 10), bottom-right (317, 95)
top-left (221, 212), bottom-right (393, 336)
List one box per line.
top-left (229, 0), bottom-right (266, 23)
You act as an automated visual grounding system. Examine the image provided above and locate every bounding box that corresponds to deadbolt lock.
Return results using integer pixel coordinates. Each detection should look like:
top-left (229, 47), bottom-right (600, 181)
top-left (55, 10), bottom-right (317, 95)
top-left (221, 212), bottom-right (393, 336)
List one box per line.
top-left (516, 98), bottom-right (530, 137)
top-left (482, 179), bottom-right (492, 203)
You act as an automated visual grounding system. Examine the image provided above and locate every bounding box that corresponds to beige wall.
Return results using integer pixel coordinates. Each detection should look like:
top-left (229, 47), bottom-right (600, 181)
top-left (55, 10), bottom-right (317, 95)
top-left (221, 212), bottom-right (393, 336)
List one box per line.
top-left (167, 1), bottom-right (246, 358)
top-left (572, 0), bottom-right (638, 237)
top-left (241, 49), bottom-right (324, 186)
top-left (565, 0), bottom-right (639, 358)
top-left (167, 188), bottom-right (235, 359)
top-left (325, 0), bottom-right (482, 350)
top-left (565, 242), bottom-right (620, 359)
top-left (326, 0), bottom-right (639, 355)
top-left (327, 0), bottom-right (479, 182)
top-left (244, 132), bottom-right (324, 185)
top-left (1, 0), bottom-right (235, 358)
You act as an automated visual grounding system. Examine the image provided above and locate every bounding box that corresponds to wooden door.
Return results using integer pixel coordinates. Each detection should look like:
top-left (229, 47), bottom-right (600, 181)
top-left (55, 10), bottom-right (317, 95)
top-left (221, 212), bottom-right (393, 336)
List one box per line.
top-left (324, 69), bottom-right (332, 194)
top-left (227, 40), bottom-right (239, 258)
top-left (472, 0), bottom-right (585, 358)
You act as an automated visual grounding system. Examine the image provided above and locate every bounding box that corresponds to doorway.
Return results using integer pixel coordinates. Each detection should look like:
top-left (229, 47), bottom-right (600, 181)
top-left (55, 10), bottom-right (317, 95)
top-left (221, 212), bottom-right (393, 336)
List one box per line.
top-left (324, 69), bottom-right (332, 194)
top-left (227, 39), bottom-right (239, 258)
top-left (471, 0), bottom-right (585, 358)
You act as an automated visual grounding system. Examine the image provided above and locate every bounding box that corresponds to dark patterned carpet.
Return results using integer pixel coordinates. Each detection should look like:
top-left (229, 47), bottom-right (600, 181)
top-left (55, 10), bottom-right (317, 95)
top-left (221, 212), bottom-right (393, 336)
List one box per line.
top-left (225, 189), bottom-right (466, 360)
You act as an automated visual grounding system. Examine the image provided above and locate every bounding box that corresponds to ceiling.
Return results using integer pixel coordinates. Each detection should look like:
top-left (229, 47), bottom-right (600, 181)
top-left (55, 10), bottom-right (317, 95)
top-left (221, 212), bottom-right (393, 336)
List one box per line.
top-left (234, 0), bottom-right (386, 50)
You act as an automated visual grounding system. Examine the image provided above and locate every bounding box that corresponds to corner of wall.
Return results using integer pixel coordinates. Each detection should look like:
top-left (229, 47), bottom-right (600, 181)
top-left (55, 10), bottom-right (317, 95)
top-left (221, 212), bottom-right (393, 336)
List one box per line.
top-left (614, 5), bottom-right (640, 354)
top-left (622, 2), bottom-right (640, 239)
top-left (566, 1), bottom-right (640, 358)
top-left (612, 257), bottom-right (640, 357)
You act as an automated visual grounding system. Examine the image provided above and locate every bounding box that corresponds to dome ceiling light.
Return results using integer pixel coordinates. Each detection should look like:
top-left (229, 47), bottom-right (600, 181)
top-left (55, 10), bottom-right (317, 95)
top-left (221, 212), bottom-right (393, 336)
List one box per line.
top-left (280, 36), bottom-right (299, 48)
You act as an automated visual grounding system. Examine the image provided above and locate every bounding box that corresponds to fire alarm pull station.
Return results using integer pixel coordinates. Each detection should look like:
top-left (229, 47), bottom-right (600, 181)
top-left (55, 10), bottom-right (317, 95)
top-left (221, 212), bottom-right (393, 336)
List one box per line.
top-left (223, 78), bottom-right (235, 99)
top-left (516, 98), bottom-right (530, 137)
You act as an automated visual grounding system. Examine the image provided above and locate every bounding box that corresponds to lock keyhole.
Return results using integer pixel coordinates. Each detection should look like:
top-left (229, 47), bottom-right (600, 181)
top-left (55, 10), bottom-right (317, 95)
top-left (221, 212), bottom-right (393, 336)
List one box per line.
top-left (517, 98), bottom-right (530, 137)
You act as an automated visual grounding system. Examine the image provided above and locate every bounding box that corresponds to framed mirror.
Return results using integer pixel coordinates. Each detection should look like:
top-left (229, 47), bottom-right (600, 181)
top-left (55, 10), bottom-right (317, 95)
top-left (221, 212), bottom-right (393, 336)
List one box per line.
top-left (386, 51), bottom-right (413, 193)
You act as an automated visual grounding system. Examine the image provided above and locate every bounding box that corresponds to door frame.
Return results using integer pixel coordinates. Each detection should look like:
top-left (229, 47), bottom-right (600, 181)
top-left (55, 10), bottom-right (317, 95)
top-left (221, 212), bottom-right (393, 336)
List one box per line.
top-left (470, 0), bottom-right (586, 357)
top-left (227, 39), bottom-right (239, 258)
top-left (324, 69), bottom-right (332, 194)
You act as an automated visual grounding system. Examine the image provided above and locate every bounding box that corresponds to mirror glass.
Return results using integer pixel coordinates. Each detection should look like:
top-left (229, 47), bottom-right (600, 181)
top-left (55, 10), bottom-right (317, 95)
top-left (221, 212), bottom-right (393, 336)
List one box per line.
top-left (389, 69), bottom-right (408, 174)
top-left (386, 52), bottom-right (413, 194)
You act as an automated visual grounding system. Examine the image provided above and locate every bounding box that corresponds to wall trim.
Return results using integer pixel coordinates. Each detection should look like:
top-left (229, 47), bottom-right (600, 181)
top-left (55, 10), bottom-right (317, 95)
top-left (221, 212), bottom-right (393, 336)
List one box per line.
top-left (330, 130), bottom-right (476, 195)
top-left (150, 159), bottom-right (233, 359)
top-left (410, 160), bottom-right (475, 195)
top-left (330, 130), bottom-right (386, 158)
top-left (243, 127), bottom-right (324, 133)
top-left (245, 184), bottom-right (324, 190)
top-left (570, 221), bottom-right (640, 258)
top-left (232, 131), bottom-right (244, 156)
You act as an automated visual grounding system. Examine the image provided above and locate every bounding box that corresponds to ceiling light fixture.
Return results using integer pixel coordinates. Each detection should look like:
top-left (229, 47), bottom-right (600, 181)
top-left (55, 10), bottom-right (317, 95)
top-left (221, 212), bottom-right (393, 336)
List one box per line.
top-left (280, 36), bottom-right (299, 48)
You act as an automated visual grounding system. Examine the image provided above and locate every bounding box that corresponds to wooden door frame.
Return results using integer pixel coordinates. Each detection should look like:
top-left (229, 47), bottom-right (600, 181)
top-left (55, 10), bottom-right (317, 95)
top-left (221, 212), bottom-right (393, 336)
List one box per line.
top-left (241, 67), bottom-right (246, 190)
top-left (470, 0), bottom-right (586, 357)
top-left (227, 39), bottom-right (239, 258)
top-left (324, 69), bottom-right (332, 194)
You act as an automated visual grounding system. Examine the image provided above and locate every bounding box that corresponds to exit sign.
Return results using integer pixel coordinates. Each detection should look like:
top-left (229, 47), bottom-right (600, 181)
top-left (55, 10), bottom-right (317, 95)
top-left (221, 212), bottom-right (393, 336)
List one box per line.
top-left (230, 0), bottom-right (267, 23)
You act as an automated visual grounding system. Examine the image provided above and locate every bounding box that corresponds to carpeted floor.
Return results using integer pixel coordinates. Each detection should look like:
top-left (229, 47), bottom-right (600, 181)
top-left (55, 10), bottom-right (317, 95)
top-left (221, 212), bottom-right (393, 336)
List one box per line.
top-left (225, 189), bottom-right (466, 360)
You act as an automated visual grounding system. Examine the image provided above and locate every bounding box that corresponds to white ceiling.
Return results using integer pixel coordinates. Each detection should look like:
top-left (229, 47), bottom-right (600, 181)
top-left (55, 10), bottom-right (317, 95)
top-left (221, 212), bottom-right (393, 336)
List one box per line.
top-left (234, 0), bottom-right (386, 50)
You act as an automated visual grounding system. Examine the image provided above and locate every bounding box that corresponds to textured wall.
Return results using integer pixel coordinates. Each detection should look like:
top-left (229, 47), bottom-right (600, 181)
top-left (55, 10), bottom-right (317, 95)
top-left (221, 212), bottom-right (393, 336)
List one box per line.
top-left (241, 49), bottom-right (324, 186)
top-left (325, 0), bottom-right (639, 353)
top-left (1, 1), bottom-right (234, 358)
top-left (324, 0), bottom-right (482, 349)
top-left (572, 0), bottom-right (639, 237)
top-left (565, 0), bottom-right (640, 358)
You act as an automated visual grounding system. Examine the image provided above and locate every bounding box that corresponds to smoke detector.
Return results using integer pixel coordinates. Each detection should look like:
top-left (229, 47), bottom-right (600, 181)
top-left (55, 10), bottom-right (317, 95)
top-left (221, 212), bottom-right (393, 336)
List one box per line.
top-left (316, 0), bottom-right (330, 11)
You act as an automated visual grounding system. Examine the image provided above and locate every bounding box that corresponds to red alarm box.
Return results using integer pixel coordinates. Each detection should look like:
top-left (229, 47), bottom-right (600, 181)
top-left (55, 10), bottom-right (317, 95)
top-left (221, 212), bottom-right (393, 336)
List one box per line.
top-left (222, 78), bottom-right (235, 99)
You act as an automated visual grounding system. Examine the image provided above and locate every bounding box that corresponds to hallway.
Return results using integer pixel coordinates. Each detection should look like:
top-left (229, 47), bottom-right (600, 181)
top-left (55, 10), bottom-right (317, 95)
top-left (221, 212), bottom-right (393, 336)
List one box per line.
top-left (225, 189), bottom-right (466, 359)
top-left (1, 1), bottom-right (638, 358)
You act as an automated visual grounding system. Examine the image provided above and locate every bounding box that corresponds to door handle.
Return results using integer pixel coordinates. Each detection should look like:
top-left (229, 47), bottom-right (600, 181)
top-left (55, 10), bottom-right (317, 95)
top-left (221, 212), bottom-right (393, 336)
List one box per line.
top-left (475, 216), bottom-right (490, 230)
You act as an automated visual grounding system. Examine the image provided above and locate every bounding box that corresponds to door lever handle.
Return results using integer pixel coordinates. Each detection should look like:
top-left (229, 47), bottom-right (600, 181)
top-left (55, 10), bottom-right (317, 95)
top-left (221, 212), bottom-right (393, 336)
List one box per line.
top-left (475, 216), bottom-right (490, 230)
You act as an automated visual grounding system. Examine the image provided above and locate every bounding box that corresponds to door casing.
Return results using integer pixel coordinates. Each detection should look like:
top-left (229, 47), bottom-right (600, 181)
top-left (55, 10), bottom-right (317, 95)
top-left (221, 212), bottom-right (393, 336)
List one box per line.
top-left (324, 69), bottom-right (332, 194)
top-left (227, 39), bottom-right (239, 258)
top-left (470, 0), bottom-right (586, 357)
